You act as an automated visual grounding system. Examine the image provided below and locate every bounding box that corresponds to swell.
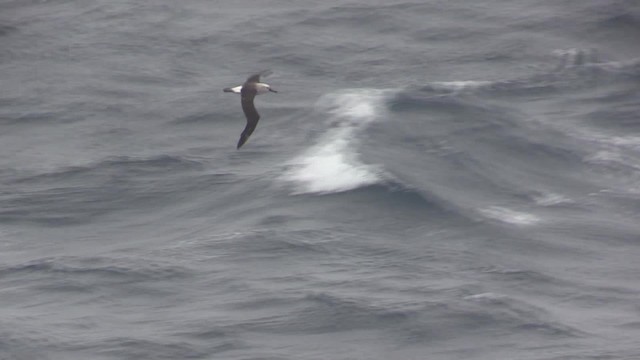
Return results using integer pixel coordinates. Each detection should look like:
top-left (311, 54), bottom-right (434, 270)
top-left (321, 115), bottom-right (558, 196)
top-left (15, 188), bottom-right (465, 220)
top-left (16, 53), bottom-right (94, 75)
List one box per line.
top-left (0, 155), bottom-right (215, 226)
top-left (236, 290), bottom-right (583, 342)
top-left (0, 256), bottom-right (193, 309)
top-left (0, 256), bottom-right (190, 282)
top-left (275, 53), bottom-right (633, 223)
top-left (417, 54), bottom-right (640, 99)
top-left (10, 155), bottom-right (204, 184)
top-left (359, 53), bottom-right (640, 226)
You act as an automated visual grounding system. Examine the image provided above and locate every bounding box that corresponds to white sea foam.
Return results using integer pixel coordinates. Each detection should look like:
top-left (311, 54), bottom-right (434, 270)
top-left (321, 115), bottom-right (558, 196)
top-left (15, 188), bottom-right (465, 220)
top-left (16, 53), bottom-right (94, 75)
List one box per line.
top-left (552, 48), bottom-right (599, 66)
top-left (534, 192), bottom-right (572, 206)
top-left (430, 80), bottom-right (492, 91)
top-left (281, 90), bottom-right (388, 194)
top-left (480, 206), bottom-right (540, 225)
top-left (464, 292), bottom-right (507, 301)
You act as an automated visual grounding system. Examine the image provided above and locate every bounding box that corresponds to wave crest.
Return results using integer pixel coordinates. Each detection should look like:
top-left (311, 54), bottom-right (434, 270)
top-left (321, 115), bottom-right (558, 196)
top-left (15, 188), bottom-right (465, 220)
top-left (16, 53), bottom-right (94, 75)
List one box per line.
top-left (280, 90), bottom-right (389, 195)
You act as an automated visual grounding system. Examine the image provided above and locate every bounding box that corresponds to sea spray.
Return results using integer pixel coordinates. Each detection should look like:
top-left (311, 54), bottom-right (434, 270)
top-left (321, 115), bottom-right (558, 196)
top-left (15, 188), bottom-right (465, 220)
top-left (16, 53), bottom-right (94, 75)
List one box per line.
top-left (281, 90), bottom-right (389, 194)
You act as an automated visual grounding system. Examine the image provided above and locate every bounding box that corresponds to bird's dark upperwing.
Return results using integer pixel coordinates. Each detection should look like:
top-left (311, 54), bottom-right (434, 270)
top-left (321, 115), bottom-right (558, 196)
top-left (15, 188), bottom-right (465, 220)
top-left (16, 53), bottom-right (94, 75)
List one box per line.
top-left (237, 88), bottom-right (260, 149)
top-left (244, 70), bottom-right (272, 84)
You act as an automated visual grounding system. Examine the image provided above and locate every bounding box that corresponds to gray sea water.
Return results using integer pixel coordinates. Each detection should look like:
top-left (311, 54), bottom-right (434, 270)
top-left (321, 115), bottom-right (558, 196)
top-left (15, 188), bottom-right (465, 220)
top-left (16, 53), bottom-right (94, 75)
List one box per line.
top-left (2, 1), bottom-right (640, 359)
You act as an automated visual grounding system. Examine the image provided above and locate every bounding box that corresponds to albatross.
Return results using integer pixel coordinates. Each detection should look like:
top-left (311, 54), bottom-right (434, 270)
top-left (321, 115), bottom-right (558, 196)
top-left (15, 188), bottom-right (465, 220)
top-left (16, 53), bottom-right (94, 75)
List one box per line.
top-left (223, 70), bottom-right (277, 149)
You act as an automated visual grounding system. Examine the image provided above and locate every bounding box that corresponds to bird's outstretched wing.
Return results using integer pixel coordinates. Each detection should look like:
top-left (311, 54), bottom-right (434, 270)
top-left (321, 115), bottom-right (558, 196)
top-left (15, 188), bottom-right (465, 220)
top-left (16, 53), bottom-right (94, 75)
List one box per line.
top-left (237, 87), bottom-right (260, 149)
top-left (245, 70), bottom-right (272, 84)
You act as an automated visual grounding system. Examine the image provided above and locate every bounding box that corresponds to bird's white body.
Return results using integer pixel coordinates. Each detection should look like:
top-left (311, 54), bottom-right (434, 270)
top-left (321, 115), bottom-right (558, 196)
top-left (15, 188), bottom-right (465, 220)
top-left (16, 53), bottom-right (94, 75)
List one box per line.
top-left (228, 83), bottom-right (272, 95)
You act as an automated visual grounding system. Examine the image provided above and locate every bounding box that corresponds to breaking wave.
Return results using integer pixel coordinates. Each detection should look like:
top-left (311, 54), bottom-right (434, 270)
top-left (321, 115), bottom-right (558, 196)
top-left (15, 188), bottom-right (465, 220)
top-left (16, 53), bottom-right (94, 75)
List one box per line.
top-left (281, 89), bottom-right (391, 194)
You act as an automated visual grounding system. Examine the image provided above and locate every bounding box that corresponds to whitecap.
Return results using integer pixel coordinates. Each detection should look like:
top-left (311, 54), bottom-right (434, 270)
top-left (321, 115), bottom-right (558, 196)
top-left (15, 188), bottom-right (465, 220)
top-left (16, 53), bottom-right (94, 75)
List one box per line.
top-left (464, 292), bottom-right (507, 301)
top-left (480, 206), bottom-right (540, 225)
top-left (533, 193), bottom-right (572, 206)
top-left (429, 80), bottom-right (492, 91)
top-left (552, 48), bottom-right (600, 67)
top-left (281, 89), bottom-right (388, 195)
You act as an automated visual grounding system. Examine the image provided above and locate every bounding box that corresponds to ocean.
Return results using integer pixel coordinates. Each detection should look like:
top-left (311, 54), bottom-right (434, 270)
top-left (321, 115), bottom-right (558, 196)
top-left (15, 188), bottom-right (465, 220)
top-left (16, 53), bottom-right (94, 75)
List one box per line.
top-left (1, 1), bottom-right (640, 359)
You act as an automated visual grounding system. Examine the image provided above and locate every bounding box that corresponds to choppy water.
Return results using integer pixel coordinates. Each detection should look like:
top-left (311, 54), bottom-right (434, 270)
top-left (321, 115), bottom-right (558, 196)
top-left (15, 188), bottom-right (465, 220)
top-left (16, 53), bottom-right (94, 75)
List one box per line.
top-left (2, 1), bottom-right (640, 359)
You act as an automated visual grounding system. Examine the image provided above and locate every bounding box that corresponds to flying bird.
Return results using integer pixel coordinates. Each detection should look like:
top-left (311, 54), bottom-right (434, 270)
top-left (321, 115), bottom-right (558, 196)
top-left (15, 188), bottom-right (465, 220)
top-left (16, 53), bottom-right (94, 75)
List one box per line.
top-left (223, 70), bottom-right (277, 149)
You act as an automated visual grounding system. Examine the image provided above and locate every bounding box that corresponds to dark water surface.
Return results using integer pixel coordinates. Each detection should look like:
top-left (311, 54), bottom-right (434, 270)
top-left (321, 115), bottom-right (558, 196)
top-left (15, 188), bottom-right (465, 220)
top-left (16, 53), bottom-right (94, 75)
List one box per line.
top-left (2, 1), bottom-right (640, 359)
